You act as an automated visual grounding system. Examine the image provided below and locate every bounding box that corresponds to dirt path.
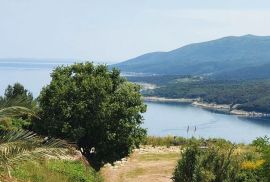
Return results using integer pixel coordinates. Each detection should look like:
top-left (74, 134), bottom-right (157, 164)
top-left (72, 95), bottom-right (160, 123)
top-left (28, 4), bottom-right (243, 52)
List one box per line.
top-left (101, 146), bottom-right (181, 182)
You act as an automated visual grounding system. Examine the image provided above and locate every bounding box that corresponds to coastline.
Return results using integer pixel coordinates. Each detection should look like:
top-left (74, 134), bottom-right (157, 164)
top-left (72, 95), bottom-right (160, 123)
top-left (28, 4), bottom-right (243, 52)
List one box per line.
top-left (144, 96), bottom-right (270, 117)
top-left (144, 96), bottom-right (195, 103)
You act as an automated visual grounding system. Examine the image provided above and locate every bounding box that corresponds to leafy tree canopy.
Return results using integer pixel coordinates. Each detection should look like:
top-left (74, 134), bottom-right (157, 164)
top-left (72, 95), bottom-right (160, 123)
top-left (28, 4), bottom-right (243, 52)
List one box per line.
top-left (0, 83), bottom-right (34, 108)
top-left (35, 62), bottom-right (147, 168)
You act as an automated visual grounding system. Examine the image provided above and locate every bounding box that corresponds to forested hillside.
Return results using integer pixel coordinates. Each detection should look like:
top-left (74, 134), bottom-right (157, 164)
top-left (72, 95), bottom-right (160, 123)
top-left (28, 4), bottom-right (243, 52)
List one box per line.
top-left (127, 75), bottom-right (270, 113)
top-left (114, 35), bottom-right (270, 80)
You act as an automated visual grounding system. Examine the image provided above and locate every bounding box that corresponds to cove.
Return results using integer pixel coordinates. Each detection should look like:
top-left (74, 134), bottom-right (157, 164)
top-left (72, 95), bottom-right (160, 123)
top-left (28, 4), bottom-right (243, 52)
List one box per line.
top-left (143, 101), bottom-right (270, 143)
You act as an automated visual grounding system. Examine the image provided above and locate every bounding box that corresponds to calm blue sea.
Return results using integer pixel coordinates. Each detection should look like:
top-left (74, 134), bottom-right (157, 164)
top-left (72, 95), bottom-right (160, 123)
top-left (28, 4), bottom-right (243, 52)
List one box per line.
top-left (0, 59), bottom-right (269, 143)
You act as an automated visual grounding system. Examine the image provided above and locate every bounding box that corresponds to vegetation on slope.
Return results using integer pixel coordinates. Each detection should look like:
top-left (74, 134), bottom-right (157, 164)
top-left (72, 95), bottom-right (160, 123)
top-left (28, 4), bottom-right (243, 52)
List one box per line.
top-left (0, 82), bottom-right (103, 182)
top-left (11, 160), bottom-right (102, 182)
top-left (114, 35), bottom-right (270, 80)
top-left (172, 137), bottom-right (270, 182)
top-left (128, 75), bottom-right (270, 113)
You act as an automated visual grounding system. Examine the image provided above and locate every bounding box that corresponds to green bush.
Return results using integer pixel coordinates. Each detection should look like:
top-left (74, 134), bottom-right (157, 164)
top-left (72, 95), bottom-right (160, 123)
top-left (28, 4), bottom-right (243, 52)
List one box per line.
top-left (172, 139), bottom-right (270, 182)
top-left (172, 144), bottom-right (240, 182)
top-left (172, 145), bottom-right (199, 182)
top-left (252, 136), bottom-right (270, 180)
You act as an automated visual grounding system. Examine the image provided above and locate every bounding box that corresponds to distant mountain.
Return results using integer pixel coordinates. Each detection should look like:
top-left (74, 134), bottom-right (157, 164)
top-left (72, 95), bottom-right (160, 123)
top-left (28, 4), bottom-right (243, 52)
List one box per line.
top-left (112, 35), bottom-right (270, 79)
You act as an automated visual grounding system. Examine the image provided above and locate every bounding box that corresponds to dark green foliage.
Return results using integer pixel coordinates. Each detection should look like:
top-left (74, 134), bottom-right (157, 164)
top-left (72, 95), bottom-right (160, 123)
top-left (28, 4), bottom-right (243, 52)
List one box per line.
top-left (172, 145), bottom-right (199, 182)
top-left (126, 75), bottom-right (199, 86)
top-left (173, 145), bottom-right (240, 182)
top-left (4, 83), bottom-right (32, 100)
top-left (135, 76), bottom-right (270, 113)
top-left (236, 170), bottom-right (262, 182)
top-left (172, 139), bottom-right (270, 182)
top-left (252, 137), bottom-right (270, 180)
top-left (35, 62), bottom-right (146, 168)
top-left (0, 83), bottom-right (34, 108)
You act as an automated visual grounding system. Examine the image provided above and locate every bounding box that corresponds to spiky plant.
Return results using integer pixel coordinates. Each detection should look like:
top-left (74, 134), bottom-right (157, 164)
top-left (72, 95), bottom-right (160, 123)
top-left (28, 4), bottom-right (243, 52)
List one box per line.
top-left (0, 106), bottom-right (36, 119)
top-left (0, 95), bottom-right (69, 178)
top-left (0, 130), bottom-right (68, 177)
top-left (0, 96), bottom-right (37, 119)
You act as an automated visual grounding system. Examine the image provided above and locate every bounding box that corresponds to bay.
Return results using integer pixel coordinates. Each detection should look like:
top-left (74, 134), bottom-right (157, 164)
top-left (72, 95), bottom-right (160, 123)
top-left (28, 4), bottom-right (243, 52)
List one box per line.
top-left (0, 60), bottom-right (269, 143)
top-left (143, 102), bottom-right (270, 143)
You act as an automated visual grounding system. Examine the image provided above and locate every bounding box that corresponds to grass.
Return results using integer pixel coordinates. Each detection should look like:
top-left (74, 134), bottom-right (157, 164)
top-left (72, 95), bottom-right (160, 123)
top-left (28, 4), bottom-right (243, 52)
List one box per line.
top-left (101, 144), bottom-right (181, 182)
top-left (101, 136), bottom-right (258, 182)
top-left (144, 136), bottom-right (187, 147)
top-left (125, 168), bottom-right (145, 178)
top-left (138, 153), bottom-right (180, 161)
top-left (8, 159), bottom-right (103, 182)
top-left (121, 152), bottom-right (180, 181)
top-left (144, 135), bottom-right (236, 148)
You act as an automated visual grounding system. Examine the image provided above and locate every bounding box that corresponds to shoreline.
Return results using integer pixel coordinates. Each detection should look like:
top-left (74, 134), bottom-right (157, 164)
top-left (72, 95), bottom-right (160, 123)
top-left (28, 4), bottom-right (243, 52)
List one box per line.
top-left (144, 96), bottom-right (270, 117)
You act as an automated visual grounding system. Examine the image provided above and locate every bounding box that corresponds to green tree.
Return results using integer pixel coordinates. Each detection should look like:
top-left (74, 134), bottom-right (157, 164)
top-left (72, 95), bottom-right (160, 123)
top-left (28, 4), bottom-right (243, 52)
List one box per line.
top-left (5, 83), bottom-right (32, 100)
top-left (35, 62), bottom-right (146, 168)
top-left (0, 83), bottom-right (34, 109)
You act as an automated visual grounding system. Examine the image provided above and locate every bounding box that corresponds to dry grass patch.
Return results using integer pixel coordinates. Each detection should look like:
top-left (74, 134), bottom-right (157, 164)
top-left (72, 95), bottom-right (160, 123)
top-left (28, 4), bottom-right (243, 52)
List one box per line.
top-left (101, 146), bottom-right (181, 182)
top-left (138, 152), bottom-right (179, 161)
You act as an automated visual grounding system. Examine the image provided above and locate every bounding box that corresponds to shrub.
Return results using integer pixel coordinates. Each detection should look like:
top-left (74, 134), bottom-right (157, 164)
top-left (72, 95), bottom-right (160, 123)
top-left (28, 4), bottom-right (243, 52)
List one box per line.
top-left (172, 144), bottom-right (240, 182)
top-left (252, 136), bottom-right (270, 180)
top-left (172, 145), bottom-right (199, 182)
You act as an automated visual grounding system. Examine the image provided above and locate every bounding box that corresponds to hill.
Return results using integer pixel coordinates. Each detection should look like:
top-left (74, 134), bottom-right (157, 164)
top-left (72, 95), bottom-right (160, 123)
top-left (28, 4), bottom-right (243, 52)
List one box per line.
top-left (112, 35), bottom-right (270, 80)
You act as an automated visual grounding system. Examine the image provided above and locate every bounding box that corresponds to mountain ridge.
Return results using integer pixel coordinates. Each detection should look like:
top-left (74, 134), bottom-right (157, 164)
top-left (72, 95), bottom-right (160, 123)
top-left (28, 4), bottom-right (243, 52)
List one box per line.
top-left (112, 35), bottom-right (270, 79)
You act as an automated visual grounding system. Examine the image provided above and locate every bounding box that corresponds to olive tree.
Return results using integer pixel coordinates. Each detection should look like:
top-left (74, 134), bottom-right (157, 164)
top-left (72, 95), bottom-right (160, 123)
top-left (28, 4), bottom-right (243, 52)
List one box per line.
top-left (35, 62), bottom-right (146, 167)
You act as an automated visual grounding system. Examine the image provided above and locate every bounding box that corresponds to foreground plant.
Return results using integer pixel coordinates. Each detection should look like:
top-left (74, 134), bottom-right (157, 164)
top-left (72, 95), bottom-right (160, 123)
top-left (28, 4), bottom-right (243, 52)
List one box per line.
top-left (172, 144), bottom-right (240, 182)
top-left (0, 93), bottom-right (38, 130)
top-left (0, 130), bottom-right (67, 178)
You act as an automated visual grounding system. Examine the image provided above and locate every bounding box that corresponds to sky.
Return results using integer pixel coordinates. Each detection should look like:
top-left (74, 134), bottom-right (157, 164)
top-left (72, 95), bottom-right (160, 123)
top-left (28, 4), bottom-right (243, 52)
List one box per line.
top-left (1, 0), bottom-right (270, 63)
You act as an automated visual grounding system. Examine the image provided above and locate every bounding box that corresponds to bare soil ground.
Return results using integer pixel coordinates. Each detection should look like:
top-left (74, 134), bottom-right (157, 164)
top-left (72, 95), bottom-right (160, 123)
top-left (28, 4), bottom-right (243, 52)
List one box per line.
top-left (101, 146), bottom-right (181, 182)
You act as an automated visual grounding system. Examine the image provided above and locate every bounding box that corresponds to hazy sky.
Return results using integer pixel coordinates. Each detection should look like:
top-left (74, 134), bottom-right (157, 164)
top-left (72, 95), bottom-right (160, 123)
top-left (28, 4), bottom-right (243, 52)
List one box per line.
top-left (1, 0), bottom-right (270, 63)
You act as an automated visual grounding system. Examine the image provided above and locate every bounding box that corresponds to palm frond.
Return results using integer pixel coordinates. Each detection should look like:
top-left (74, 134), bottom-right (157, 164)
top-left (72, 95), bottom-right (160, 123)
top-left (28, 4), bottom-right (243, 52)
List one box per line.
top-left (0, 130), bottom-right (68, 174)
top-left (0, 96), bottom-right (33, 108)
top-left (0, 106), bottom-right (37, 119)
